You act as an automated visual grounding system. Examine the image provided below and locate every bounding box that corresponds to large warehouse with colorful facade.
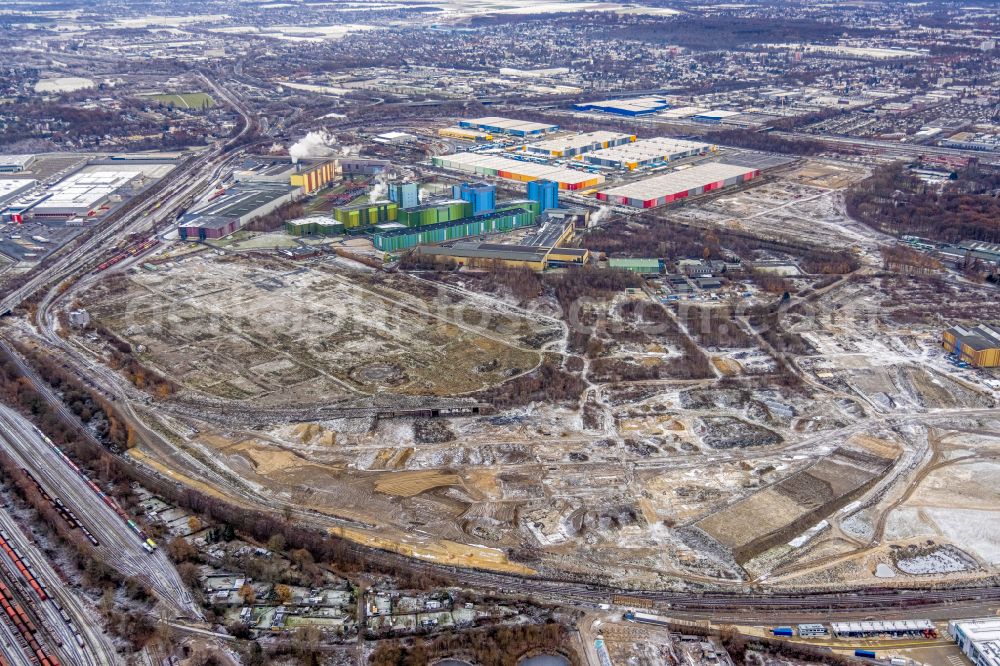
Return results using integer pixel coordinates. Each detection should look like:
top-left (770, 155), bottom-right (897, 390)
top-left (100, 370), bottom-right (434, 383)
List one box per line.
top-left (432, 153), bottom-right (604, 190)
top-left (584, 137), bottom-right (716, 170)
top-left (596, 163), bottom-right (759, 208)
top-left (458, 116), bottom-right (558, 137)
top-left (523, 131), bottom-right (635, 158)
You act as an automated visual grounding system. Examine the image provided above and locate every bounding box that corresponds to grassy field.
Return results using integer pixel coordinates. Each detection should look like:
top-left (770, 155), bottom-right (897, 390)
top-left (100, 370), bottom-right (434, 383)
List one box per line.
top-left (148, 92), bottom-right (215, 109)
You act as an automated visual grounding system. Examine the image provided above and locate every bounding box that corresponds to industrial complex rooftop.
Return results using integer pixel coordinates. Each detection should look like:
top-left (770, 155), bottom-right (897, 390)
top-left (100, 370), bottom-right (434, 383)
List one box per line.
top-left (421, 242), bottom-right (551, 264)
top-left (459, 116), bottom-right (558, 137)
top-left (951, 618), bottom-right (1000, 666)
top-left (187, 182), bottom-right (295, 220)
top-left (597, 162), bottom-right (759, 208)
top-left (0, 154), bottom-right (37, 172)
top-left (575, 96), bottom-right (670, 116)
top-left (433, 152), bottom-right (604, 190)
top-left (0, 179), bottom-right (37, 207)
top-left (523, 130), bottom-right (635, 158)
top-left (32, 169), bottom-right (141, 217)
top-left (584, 137), bottom-right (716, 169)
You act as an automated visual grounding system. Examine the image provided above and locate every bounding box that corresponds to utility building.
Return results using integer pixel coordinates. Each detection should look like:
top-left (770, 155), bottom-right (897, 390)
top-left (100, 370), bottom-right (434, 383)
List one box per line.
top-left (0, 154), bottom-right (36, 173)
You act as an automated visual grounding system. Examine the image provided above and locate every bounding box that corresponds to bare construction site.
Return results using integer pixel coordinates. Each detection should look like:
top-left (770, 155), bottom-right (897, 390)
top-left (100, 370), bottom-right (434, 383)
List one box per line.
top-left (42, 156), bottom-right (1000, 593)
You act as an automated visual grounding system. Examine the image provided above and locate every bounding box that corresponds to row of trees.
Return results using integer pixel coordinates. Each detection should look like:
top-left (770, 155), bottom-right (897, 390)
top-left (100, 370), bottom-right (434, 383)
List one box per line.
top-left (846, 163), bottom-right (1000, 243)
top-left (369, 622), bottom-right (578, 666)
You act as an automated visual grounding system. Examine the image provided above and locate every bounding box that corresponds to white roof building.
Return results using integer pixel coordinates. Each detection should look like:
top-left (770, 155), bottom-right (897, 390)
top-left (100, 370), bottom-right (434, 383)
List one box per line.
top-left (31, 170), bottom-right (142, 218)
top-left (950, 618), bottom-right (1000, 666)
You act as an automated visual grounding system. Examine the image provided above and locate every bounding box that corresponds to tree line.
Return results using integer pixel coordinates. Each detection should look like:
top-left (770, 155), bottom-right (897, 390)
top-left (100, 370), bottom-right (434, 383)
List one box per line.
top-left (845, 162), bottom-right (1000, 243)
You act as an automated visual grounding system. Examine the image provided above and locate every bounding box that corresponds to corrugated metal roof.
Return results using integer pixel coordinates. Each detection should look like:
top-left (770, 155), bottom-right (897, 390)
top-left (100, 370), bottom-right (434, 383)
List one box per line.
top-left (609, 258), bottom-right (661, 268)
top-left (586, 137), bottom-right (714, 164)
top-left (598, 163), bottom-right (756, 200)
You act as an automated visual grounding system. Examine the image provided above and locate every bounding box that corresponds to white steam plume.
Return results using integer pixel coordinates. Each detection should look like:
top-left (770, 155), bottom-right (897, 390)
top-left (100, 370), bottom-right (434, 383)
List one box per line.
top-left (289, 130), bottom-right (338, 163)
top-left (369, 173), bottom-right (388, 201)
top-left (589, 205), bottom-right (611, 227)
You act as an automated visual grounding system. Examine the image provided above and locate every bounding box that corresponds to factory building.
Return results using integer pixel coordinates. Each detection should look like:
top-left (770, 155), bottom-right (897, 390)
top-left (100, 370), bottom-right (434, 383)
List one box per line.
top-left (417, 243), bottom-right (551, 271)
top-left (692, 109), bottom-right (744, 124)
top-left (438, 127), bottom-right (492, 142)
top-left (608, 258), bottom-right (663, 275)
top-left (597, 163), bottom-right (760, 208)
top-left (0, 179), bottom-right (38, 214)
top-left (397, 199), bottom-right (471, 227)
top-left (574, 97), bottom-right (669, 116)
top-left (934, 240), bottom-right (1000, 268)
top-left (339, 158), bottom-right (389, 176)
top-left (433, 153), bottom-right (604, 191)
top-left (942, 323), bottom-right (1000, 368)
top-left (178, 182), bottom-right (299, 241)
top-left (29, 169), bottom-right (143, 219)
top-left (178, 216), bottom-right (239, 240)
top-left (831, 620), bottom-right (936, 639)
top-left (0, 154), bottom-right (36, 173)
top-left (388, 182), bottom-right (420, 209)
top-left (584, 137), bottom-right (716, 170)
top-left (527, 179), bottom-right (559, 212)
top-left (333, 200), bottom-right (398, 229)
top-left (372, 205), bottom-right (538, 252)
top-left (284, 216), bottom-right (345, 236)
top-left (950, 618), bottom-right (1000, 666)
top-left (458, 116), bottom-right (558, 137)
top-left (523, 131), bottom-right (635, 158)
top-left (414, 242), bottom-right (590, 272)
top-left (289, 160), bottom-right (337, 194)
top-left (453, 182), bottom-right (496, 215)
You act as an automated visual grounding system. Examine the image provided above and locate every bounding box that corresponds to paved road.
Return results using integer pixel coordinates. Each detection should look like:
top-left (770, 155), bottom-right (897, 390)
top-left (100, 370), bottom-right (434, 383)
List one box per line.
top-left (0, 406), bottom-right (199, 619)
